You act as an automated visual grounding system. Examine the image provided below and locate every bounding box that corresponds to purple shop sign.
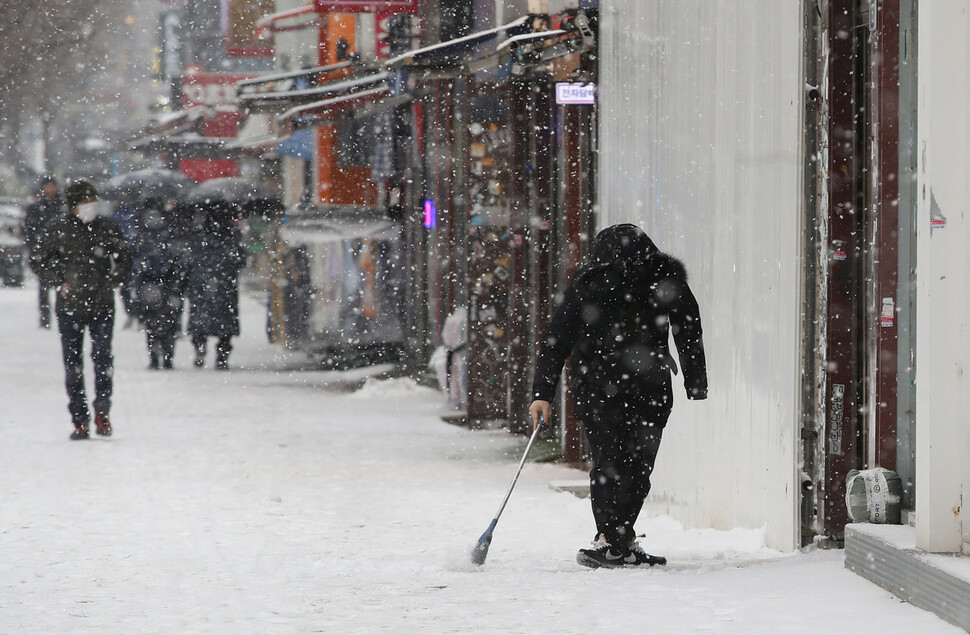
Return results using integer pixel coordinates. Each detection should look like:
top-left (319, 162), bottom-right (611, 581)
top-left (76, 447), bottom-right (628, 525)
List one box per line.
top-left (424, 200), bottom-right (437, 229)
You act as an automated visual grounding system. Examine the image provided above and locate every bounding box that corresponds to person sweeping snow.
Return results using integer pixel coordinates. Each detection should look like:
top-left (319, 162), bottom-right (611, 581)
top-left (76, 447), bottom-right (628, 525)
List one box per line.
top-left (529, 223), bottom-right (708, 568)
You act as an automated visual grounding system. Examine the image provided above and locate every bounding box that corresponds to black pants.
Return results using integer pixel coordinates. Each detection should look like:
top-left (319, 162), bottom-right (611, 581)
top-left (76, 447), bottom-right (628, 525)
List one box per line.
top-left (192, 334), bottom-right (232, 362)
top-left (583, 406), bottom-right (670, 548)
top-left (57, 311), bottom-right (115, 426)
top-left (143, 310), bottom-right (180, 366)
top-left (146, 330), bottom-right (176, 366)
top-left (38, 283), bottom-right (52, 326)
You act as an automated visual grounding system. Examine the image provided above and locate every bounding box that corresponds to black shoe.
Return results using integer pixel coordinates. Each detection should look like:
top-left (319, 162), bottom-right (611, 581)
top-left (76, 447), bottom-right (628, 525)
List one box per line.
top-left (194, 354), bottom-right (205, 368)
top-left (149, 355), bottom-right (160, 370)
top-left (214, 358), bottom-right (228, 371)
top-left (95, 414), bottom-right (112, 437)
top-left (70, 425), bottom-right (90, 440)
top-left (626, 541), bottom-right (666, 567)
top-left (576, 539), bottom-right (629, 569)
top-left (162, 358), bottom-right (174, 370)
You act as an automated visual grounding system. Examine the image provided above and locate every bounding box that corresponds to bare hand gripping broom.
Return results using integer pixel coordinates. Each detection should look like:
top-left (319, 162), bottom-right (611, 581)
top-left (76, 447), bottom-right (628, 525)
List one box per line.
top-left (471, 415), bottom-right (544, 566)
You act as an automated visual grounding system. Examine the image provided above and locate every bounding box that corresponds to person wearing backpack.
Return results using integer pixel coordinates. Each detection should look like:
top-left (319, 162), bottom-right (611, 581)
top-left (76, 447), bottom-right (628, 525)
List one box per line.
top-left (130, 198), bottom-right (188, 369)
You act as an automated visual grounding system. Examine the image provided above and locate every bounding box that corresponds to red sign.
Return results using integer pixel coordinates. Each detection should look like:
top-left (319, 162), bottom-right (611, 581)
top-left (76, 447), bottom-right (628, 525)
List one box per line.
top-left (182, 69), bottom-right (257, 138)
top-left (180, 159), bottom-right (239, 183)
top-left (182, 70), bottom-right (255, 108)
top-left (314, 0), bottom-right (417, 13)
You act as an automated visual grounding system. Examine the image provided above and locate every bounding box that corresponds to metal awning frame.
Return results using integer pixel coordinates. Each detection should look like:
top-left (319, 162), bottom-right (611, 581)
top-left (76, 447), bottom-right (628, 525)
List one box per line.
top-left (504, 32), bottom-right (591, 77)
top-left (467, 22), bottom-right (592, 77)
top-left (255, 4), bottom-right (321, 39)
top-left (120, 106), bottom-right (211, 152)
top-left (240, 71), bottom-right (389, 114)
top-left (236, 61), bottom-right (356, 95)
top-left (384, 15), bottom-right (532, 70)
top-left (278, 86), bottom-right (399, 134)
top-left (386, 13), bottom-right (594, 85)
top-left (127, 135), bottom-right (240, 159)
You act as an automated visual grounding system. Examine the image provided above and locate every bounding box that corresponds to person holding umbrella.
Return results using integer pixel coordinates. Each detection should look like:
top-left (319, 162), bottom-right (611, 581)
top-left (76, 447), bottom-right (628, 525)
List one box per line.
top-left (30, 180), bottom-right (132, 439)
top-left (529, 224), bottom-right (708, 568)
top-left (185, 201), bottom-right (247, 370)
top-left (101, 169), bottom-right (195, 329)
top-left (129, 197), bottom-right (189, 369)
top-left (183, 177), bottom-right (279, 370)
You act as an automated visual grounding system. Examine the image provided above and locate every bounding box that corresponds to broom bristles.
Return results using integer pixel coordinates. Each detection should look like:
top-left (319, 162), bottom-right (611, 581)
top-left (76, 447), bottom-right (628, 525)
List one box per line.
top-left (471, 538), bottom-right (490, 565)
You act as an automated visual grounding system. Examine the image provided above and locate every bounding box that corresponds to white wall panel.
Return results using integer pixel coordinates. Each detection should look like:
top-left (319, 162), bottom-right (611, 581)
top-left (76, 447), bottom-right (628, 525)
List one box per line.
top-left (915, 0), bottom-right (969, 554)
top-left (598, 1), bottom-right (804, 551)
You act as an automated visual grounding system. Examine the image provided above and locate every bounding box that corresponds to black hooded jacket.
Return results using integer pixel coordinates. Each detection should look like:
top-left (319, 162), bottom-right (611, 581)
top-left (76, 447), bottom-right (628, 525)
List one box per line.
top-left (30, 213), bottom-right (132, 317)
top-left (531, 224), bottom-right (707, 421)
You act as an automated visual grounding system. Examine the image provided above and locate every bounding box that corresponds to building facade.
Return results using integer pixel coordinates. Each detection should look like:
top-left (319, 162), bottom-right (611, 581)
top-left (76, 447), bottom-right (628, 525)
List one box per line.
top-left (600, 0), bottom-right (969, 571)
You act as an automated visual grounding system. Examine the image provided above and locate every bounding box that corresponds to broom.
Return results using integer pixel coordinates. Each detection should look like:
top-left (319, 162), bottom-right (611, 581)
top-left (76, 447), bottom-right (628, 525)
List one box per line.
top-left (471, 415), bottom-right (544, 566)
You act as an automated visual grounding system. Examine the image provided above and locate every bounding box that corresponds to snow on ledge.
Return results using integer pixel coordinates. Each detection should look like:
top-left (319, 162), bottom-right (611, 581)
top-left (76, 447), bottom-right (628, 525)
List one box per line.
top-left (349, 376), bottom-right (442, 400)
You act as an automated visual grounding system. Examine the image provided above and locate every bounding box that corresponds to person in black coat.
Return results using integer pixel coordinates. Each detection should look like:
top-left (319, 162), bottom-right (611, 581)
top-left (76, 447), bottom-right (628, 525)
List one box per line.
top-left (186, 203), bottom-right (247, 370)
top-left (529, 223), bottom-right (708, 568)
top-left (130, 199), bottom-right (188, 369)
top-left (23, 175), bottom-right (65, 328)
top-left (30, 180), bottom-right (131, 439)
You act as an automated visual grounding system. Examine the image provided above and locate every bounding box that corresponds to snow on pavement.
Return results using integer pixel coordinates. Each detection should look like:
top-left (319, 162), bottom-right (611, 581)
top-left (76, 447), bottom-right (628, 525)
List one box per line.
top-left (0, 283), bottom-right (959, 634)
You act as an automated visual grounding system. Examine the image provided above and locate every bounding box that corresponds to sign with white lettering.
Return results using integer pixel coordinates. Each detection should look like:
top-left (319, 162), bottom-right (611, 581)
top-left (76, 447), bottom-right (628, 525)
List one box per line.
top-left (556, 82), bottom-right (596, 105)
top-left (182, 69), bottom-right (257, 137)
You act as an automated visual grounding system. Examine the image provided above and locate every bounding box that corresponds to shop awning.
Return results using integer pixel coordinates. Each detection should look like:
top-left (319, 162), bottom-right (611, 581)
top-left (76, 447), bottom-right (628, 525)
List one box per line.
top-left (240, 71), bottom-right (390, 114)
top-left (382, 14), bottom-right (595, 82)
top-left (120, 106), bottom-right (211, 153)
top-left (384, 15), bottom-right (532, 72)
top-left (127, 134), bottom-right (239, 159)
top-left (494, 30), bottom-right (589, 76)
top-left (236, 61), bottom-right (356, 96)
top-left (277, 86), bottom-right (393, 134)
top-left (254, 4), bottom-right (322, 40)
top-left (495, 29), bottom-right (567, 53)
top-left (148, 106), bottom-right (211, 136)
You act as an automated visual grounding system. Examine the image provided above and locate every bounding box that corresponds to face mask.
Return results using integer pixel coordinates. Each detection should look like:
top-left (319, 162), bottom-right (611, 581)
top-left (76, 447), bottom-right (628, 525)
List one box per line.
top-left (76, 201), bottom-right (100, 223)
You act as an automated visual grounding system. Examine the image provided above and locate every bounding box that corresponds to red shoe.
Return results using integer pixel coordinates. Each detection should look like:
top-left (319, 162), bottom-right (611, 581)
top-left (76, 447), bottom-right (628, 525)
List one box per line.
top-left (95, 414), bottom-right (112, 437)
top-left (70, 425), bottom-right (89, 440)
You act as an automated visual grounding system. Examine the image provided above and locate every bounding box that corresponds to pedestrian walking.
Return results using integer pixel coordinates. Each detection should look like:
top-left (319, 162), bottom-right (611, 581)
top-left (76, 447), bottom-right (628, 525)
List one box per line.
top-left (111, 200), bottom-right (140, 328)
top-left (130, 198), bottom-right (188, 369)
top-left (186, 203), bottom-right (247, 370)
top-left (23, 175), bottom-right (65, 328)
top-left (529, 223), bottom-right (708, 568)
top-left (30, 180), bottom-right (132, 440)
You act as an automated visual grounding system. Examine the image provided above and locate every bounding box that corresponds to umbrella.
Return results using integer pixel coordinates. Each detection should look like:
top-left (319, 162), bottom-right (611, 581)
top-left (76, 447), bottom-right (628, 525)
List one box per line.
top-left (100, 169), bottom-right (195, 203)
top-left (186, 177), bottom-right (283, 218)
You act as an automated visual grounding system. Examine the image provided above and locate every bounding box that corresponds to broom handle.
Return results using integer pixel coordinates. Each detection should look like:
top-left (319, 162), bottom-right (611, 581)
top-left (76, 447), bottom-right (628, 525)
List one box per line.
top-left (491, 416), bottom-right (544, 521)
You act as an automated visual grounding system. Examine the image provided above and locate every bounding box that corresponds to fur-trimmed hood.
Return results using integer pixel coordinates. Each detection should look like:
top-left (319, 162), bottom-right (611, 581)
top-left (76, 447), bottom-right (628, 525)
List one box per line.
top-left (589, 223), bottom-right (659, 269)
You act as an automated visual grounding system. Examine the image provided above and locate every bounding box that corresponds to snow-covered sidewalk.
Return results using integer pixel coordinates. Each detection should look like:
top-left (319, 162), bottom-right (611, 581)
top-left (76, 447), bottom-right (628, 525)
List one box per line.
top-left (0, 283), bottom-right (959, 633)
